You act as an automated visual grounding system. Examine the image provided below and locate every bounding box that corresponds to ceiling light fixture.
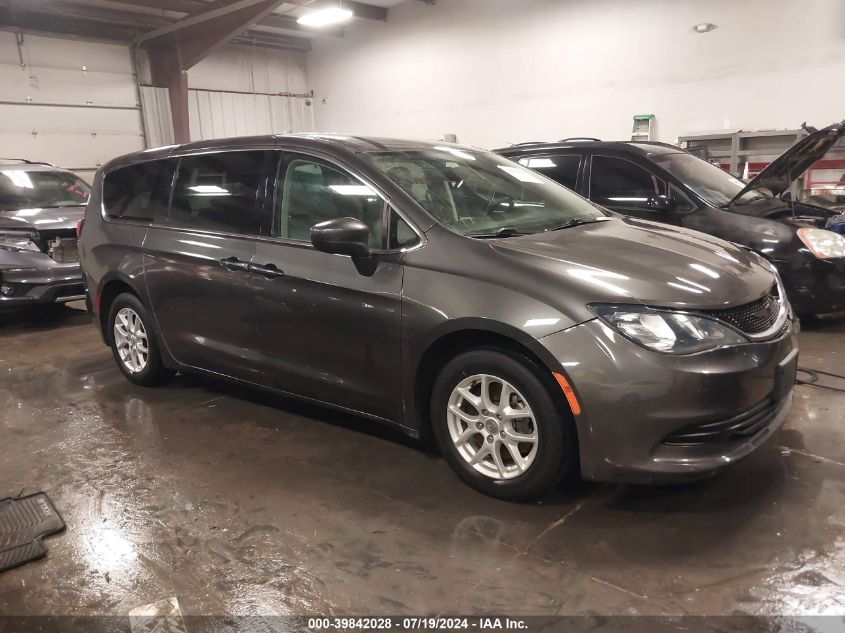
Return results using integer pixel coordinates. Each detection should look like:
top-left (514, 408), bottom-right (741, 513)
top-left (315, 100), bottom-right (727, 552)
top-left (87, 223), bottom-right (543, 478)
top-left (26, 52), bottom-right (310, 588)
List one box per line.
top-left (692, 22), bottom-right (717, 33)
top-left (297, 6), bottom-right (354, 27)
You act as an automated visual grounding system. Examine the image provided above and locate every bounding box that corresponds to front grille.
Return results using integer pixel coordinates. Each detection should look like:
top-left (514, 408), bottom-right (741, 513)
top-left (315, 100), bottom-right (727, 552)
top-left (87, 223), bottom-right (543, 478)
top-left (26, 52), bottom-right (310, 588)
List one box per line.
top-left (706, 285), bottom-right (781, 335)
top-left (48, 237), bottom-right (79, 264)
top-left (663, 399), bottom-right (778, 446)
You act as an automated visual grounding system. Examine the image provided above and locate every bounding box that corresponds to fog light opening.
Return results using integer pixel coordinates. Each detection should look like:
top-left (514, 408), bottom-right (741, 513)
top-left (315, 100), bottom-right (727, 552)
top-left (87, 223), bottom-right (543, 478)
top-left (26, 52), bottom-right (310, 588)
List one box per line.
top-left (0, 282), bottom-right (14, 296)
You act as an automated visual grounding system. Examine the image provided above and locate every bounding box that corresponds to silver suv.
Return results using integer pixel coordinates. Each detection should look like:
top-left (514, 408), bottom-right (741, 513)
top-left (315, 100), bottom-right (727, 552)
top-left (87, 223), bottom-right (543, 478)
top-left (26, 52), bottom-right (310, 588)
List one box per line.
top-left (0, 160), bottom-right (89, 310)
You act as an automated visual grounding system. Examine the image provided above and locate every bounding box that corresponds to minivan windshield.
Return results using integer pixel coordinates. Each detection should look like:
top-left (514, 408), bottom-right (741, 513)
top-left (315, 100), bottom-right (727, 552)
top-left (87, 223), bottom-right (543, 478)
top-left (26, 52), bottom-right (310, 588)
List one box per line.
top-left (366, 147), bottom-right (607, 237)
top-left (0, 169), bottom-right (90, 211)
top-left (654, 152), bottom-right (771, 209)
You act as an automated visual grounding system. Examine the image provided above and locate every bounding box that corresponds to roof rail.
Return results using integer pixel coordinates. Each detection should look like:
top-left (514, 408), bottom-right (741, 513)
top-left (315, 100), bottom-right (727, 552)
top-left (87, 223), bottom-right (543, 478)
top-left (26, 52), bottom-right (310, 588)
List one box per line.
top-left (0, 158), bottom-right (56, 167)
top-left (559, 137), bottom-right (601, 142)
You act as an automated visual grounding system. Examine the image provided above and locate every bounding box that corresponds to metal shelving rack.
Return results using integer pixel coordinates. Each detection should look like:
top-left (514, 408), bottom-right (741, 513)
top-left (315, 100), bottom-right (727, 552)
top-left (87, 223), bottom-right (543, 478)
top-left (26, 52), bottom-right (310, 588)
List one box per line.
top-left (678, 128), bottom-right (845, 202)
top-left (678, 129), bottom-right (805, 177)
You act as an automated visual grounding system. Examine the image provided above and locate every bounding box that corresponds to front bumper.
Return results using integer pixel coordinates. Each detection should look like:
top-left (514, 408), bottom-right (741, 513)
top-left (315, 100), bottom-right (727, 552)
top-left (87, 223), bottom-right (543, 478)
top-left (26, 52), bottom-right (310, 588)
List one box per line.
top-left (777, 256), bottom-right (845, 315)
top-left (540, 317), bottom-right (799, 484)
top-left (0, 251), bottom-right (86, 309)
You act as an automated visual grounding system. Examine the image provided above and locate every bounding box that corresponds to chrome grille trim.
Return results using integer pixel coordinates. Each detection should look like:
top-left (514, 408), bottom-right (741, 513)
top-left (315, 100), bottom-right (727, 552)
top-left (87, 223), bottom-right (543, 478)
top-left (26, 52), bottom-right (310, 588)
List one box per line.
top-left (703, 281), bottom-right (788, 342)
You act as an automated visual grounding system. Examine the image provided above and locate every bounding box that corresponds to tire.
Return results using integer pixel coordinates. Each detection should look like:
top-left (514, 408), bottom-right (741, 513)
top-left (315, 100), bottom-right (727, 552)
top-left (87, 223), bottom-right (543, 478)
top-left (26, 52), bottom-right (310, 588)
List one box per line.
top-left (430, 348), bottom-right (577, 501)
top-left (107, 292), bottom-right (174, 387)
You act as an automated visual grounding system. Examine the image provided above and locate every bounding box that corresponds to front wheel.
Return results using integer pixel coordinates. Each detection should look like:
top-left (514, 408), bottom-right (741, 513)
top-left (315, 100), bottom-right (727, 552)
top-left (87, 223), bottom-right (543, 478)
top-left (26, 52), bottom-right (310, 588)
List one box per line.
top-left (431, 349), bottom-right (577, 501)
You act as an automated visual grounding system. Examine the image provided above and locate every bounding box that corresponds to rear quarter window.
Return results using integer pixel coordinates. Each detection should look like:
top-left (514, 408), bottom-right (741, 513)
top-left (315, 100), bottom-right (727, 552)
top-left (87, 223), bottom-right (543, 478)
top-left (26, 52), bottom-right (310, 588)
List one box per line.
top-left (103, 160), bottom-right (175, 222)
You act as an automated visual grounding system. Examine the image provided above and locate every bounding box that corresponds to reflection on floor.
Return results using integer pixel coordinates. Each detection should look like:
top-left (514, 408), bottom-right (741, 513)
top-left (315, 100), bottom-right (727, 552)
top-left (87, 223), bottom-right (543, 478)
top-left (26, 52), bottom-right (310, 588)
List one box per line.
top-left (0, 303), bottom-right (844, 616)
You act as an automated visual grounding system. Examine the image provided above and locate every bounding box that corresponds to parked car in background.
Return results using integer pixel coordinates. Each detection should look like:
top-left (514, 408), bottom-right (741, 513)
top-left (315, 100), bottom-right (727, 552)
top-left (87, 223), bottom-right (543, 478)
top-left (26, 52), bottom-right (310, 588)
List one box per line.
top-left (496, 121), bottom-right (845, 316)
top-left (80, 135), bottom-right (797, 500)
top-left (0, 160), bottom-right (89, 311)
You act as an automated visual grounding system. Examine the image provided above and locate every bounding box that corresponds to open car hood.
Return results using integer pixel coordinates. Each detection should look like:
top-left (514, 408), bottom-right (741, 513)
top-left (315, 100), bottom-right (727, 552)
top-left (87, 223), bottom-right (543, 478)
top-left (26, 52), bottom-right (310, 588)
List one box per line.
top-left (729, 120), bottom-right (845, 205)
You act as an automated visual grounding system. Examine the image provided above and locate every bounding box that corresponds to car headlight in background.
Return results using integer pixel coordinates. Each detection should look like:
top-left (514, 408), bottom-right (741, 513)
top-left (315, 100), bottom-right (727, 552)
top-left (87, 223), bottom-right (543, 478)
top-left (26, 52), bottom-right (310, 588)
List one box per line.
top-left (0, 230), bottom-right (40, 251)
top-left (797, 227), bottom-right (845, 259)
top-left (590, 304), bottom-right (747, 354)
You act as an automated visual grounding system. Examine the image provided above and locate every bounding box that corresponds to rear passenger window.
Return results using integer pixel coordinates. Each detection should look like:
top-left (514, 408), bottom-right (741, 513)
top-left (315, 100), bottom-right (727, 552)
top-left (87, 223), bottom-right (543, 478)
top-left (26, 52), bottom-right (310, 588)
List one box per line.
top-left (518, 155), bottom-right (581, 190)
top-left (103, 160), bottom-right (174, 221)
top-left (167, 152), bottom-right (268, 235)
top-left (276, 155), bottom-right (386, 248)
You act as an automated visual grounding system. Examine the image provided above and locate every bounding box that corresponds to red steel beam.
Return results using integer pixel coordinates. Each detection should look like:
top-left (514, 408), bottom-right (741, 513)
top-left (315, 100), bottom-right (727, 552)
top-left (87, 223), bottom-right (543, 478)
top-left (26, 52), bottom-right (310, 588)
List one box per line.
top-left (142, 0), bottom-right (287, 143)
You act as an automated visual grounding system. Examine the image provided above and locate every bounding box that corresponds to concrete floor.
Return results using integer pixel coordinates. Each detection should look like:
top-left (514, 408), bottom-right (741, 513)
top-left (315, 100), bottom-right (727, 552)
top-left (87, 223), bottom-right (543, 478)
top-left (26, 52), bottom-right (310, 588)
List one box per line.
top-left (0, 304), bottom-right (844, 618)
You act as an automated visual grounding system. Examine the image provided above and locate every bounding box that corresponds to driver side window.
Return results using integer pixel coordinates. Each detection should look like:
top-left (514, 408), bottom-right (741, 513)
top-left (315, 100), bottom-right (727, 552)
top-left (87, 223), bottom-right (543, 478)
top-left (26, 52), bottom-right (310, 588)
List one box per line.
top-left (590, 155), bottom-right (662, 209)
top-left (276, 155), bottom-right (385, 248)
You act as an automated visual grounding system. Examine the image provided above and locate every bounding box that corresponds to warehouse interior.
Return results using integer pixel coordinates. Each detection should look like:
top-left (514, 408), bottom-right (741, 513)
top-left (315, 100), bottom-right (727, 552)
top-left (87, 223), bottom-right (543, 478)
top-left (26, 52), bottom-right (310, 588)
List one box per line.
top-left (1, 0), bottom-right (844, 629)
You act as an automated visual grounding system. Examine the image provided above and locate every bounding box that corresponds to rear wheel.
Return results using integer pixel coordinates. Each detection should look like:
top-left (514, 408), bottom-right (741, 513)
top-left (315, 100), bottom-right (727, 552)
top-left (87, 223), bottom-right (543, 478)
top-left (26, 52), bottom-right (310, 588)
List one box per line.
top-left (431, 348), bottom-right (576, 501)
top-left (108, 293), bottom-right (173, 386)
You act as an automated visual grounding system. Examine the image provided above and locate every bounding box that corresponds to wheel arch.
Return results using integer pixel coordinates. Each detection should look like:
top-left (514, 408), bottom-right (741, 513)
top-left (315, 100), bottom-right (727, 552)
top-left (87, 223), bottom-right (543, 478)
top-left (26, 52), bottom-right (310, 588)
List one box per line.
top-left (411, 319), bottom-right (578, 444)
top-left (96, 273), bottom-right (145, 345)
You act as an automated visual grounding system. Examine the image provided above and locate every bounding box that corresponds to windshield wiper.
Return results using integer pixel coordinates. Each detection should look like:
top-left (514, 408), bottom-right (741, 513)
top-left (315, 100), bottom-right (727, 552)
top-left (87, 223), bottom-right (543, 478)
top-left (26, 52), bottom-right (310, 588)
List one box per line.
top-left (466, 226), bottom-right (525, 239)
top-left (544, 216), bottom-right (610, 232)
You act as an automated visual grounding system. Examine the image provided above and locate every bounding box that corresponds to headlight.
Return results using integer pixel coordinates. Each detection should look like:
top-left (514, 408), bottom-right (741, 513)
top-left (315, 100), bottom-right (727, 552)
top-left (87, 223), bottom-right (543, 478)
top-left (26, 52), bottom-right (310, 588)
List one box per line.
top-left (797, 227), bottom-right (845, 259)
top-left (591, 304), bottom-right (747, 354)
top-left (0, 231), bottom-right (40, 251)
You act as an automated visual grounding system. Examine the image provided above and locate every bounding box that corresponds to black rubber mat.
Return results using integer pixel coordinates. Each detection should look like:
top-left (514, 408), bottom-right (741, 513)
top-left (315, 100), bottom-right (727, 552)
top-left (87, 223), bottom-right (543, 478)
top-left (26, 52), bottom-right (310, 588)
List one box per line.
top-left (0, 492), bottom-right (65, 572)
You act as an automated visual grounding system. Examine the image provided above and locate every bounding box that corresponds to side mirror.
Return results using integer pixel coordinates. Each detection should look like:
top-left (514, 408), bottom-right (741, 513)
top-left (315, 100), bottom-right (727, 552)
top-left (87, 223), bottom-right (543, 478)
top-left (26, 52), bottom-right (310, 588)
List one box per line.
top-left (311, 217), bottom-right (371, 258)
top-left (646, 194), bottom-right (676, 212)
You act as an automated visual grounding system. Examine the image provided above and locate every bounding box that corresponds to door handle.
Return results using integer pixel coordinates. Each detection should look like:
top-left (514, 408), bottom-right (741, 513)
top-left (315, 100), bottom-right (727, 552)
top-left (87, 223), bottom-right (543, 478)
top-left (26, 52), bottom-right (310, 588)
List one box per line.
top-left (249, 263), bottom-right (285, 279)
top-left (219, 257), bottom-right (250, 272)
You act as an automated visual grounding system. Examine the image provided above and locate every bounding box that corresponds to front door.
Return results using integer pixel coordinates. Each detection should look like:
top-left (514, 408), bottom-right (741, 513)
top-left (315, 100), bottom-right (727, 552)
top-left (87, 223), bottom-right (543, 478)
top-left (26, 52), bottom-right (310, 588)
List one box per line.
top-left (588, 154), bottom-right (669, 220)
top-left (143, 150), bottom-right (273, 383)
top-left (249, 152), bottom-right (406, 422)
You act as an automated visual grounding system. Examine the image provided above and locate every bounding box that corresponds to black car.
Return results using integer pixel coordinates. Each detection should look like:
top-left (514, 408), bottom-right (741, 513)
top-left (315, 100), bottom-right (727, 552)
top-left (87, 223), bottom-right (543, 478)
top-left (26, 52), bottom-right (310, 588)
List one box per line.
top-left (496, 122), bottom-right (845, 316)
top-left (79, 135), bottom-right (797, 500)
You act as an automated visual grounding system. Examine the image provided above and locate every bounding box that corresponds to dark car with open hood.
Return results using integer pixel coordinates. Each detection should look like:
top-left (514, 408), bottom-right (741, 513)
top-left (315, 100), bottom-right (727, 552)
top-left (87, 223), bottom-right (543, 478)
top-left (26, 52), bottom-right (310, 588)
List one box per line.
top-left (80, 135), bottom-right (797, 500)
top-left (496, 121), bottom-right (845, 316)
top-left (0, 160), bottom-right (89, 310)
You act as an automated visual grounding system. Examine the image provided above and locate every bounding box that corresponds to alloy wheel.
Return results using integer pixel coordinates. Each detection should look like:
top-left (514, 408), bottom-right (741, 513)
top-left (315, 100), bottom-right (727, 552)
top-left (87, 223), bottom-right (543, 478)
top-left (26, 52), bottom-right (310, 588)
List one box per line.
top-left (446, 373), bottom-right (539, 480)
top-left (113, 307), bottom-right (149, 374)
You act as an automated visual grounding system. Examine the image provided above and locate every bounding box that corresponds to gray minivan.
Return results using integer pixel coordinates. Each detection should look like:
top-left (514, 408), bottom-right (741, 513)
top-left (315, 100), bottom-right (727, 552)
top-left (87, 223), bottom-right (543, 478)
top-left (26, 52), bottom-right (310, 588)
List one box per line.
top-left (79, 134), bottom-right (798, 500)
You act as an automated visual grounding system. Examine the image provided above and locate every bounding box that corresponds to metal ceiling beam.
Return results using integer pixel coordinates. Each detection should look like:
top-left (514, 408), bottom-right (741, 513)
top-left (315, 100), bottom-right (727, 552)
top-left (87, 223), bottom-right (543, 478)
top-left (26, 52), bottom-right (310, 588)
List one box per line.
top-left (0, 6), bottom-right (137, 42)
top-left (0, 1), bottom-right (315, 47)
top-left (253, 0), bottom-right (389, 21)
top-left (137, 0), bottom-right (282, 44)
top-left (141, 0), bottom-right (288, 143)
top-left (32, 2), bottom-right (172, 28)
top-left (233, 31), bottom-right (312, 51)
top-left (106, 0), bottom-right (206, 12)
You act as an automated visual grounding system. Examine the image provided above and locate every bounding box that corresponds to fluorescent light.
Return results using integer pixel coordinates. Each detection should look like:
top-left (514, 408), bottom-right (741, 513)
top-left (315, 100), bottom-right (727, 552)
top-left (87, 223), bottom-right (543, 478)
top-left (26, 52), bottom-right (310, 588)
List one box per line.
top-left (189, 185), bottom-right (229, 195)
top-left (520, 158), bottom-right (556, 169)
top-left (297, 7), bottom-right (354, 27)
top-left (497, 165), bottom-right (543, 184)
top-left (328, 184), bottom-right (376, 196)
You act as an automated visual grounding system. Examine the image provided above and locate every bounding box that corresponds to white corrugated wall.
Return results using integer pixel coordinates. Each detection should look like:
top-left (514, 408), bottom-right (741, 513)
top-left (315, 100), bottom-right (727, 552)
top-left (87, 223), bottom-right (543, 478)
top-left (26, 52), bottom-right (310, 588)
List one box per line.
top-left (140, 86), bottom-right (315, 148)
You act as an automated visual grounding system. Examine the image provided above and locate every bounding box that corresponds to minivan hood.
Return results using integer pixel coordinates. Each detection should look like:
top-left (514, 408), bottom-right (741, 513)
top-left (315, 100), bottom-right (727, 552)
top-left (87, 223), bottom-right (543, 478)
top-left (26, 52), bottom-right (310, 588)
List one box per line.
top-left (0, 205), bottom-right (84, 233)
top-left (729, 120), bottom-right (845, 205)
top-left (492, 217), bottom-right (774, 310)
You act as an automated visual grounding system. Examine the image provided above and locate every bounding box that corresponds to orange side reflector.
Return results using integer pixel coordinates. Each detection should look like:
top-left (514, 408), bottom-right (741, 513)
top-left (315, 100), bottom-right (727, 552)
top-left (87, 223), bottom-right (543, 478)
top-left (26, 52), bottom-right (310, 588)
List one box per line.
top-left (553, 372), bottom-right (582, 416)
